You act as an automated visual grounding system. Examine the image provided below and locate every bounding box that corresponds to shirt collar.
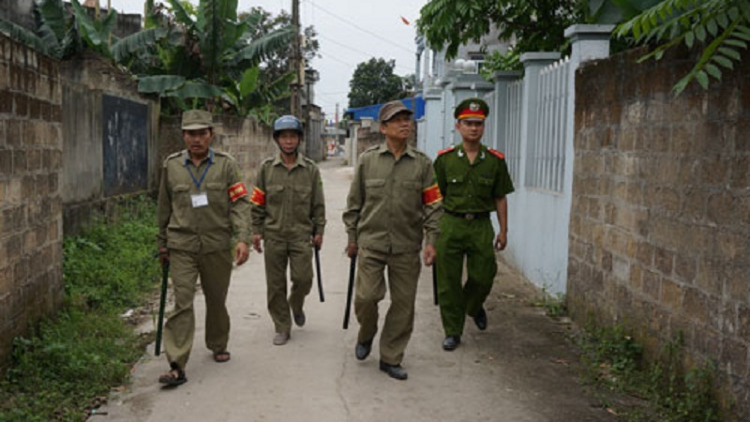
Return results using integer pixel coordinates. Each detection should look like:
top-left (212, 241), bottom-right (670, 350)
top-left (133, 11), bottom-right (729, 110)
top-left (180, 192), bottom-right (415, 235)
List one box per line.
top-left (456, 144), bottom-right (486, 161)
top-left (378, 142), bottom-right (416, 158)
top-left (182, 148), bottom-right (215, 166)
top-left (272, 152), bottom-right (307, 168)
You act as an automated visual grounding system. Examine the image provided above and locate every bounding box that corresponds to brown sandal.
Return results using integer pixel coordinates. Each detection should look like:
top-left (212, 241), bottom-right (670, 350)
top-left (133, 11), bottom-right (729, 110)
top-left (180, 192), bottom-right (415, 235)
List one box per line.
top-left (213, 350), bottom-right (231, 363)
top-left (158, 363), bottom-right (187, 387)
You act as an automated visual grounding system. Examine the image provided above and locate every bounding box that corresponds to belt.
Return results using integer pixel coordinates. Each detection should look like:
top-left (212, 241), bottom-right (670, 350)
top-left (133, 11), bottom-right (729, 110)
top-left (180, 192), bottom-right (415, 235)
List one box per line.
top-left (443, 209), bottom-right (490, 220)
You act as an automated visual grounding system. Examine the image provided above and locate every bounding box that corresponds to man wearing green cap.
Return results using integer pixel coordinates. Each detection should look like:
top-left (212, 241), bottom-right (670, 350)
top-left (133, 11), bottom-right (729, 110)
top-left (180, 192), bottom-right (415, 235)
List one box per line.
top-left (156, 109), bottom-right (251, 386)
top-left (433, 97), bottom-right (514, 351)
top-left (343, 100), bottom-right (443, 380)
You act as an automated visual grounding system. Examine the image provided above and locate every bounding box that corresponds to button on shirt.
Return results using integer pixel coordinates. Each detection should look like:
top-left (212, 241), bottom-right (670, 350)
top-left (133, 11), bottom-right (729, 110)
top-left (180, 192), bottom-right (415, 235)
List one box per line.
top-left (251, 153), bottom-right (326, 242)
top-left (434, 144), bottom-right (514, 213)
top-left (343, 144), bottom-right (442, 254)
top-left (157, 149), bottom-right (251, 253)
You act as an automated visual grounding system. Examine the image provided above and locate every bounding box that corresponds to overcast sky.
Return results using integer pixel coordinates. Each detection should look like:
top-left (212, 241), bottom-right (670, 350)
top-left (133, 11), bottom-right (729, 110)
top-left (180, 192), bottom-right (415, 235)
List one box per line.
top-left (105, 0), bottom-right (428, 120)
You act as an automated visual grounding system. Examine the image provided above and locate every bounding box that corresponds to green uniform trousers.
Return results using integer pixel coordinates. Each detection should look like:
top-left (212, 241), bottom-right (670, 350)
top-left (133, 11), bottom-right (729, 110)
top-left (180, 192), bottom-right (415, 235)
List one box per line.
top-left (264, 239), bottom-right (313, 333)
top-left (355, 247), bottom-right (420, 365)
top-left (436, 214), bottom-right (497, 336)
top-left (163, 249), bottom-right (233, 369)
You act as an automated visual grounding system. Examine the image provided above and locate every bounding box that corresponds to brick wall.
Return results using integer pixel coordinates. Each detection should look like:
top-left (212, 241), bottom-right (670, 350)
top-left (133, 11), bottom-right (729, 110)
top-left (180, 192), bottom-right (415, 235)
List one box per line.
top-left (0, 36), bottom-right (64, 368)
top-left (569, 46), bottom-right (750, 419)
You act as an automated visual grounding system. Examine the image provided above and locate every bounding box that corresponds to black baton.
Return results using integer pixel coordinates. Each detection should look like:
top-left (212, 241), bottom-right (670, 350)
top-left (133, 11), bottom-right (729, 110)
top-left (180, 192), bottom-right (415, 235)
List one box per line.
top-left (155, 261), bottom-right (169, 356)
top-left (315, 245), bottom-right (324, 302)
top-left (343, 255), bottom-right (357, 329)
top-left (432, 264), bottom-right (439, 306)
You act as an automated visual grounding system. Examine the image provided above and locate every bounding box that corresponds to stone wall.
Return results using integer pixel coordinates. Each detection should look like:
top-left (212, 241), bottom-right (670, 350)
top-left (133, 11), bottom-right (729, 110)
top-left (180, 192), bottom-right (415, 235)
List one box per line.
top-left (0, 35), bottom-right (64, 367)
top-left (569, 46), bottom-right (750, 419)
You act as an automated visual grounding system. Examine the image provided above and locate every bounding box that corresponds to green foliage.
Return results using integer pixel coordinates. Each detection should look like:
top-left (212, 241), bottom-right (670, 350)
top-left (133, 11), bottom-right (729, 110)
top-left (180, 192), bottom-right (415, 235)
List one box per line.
top-left (615, 0), bottom-right (750, 94)
top-left (0, 196), bottom-right (159, 421)
top-left (577, 324), bottom-right (722, 422)
top-left (0, 0), bottom-right (83, 59)
top-left (417, 0), bottom-right (586, 60)
top-left (533, 287), bottom-right (568, 318)
top-left (348, 58), bottom-right (408, 108)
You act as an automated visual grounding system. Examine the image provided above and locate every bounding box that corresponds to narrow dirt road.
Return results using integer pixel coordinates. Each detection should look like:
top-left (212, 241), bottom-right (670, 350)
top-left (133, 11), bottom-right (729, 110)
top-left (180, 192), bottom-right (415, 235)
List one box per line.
top-left (93, 157), bottom-right (617, 422)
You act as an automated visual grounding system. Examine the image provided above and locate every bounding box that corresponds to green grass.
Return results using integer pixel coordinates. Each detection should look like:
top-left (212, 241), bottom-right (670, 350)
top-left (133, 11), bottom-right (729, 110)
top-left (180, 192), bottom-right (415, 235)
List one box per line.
top-left (0, 195), bottom-right (160, 422)
top-left (576, 324), bottom-right (723, 422)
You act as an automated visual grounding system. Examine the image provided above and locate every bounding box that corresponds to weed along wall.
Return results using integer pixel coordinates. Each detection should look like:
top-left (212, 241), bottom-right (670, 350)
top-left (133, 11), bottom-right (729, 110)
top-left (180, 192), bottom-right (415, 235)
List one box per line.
top-left (568, 46), bottom-right (750, 419)
top-left (0, 35), bottom-right (65, 369)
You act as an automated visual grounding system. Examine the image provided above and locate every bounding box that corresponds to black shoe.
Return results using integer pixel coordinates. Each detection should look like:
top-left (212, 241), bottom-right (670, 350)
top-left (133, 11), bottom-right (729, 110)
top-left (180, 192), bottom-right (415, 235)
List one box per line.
top-left (442, 335), bottom-right (461, 351)
top-left (355, 340), bottom-right (372, 360)
top-left (379, 361), bottom-right (408, 380)
top-left (473, 308), bottom-right (488, 331)
top-left (293, 311), bottom-right (306, 327)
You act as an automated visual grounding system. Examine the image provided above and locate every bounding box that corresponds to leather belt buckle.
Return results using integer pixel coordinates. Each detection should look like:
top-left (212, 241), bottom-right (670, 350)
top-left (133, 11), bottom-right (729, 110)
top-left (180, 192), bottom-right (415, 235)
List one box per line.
top-left (465, 213), bottom-right (475, 220)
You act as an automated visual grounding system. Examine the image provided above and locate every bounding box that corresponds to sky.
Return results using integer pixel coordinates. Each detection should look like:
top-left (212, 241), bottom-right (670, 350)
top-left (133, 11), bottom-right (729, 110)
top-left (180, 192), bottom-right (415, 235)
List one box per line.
top-left (105, 0), bottom-right (428, 120)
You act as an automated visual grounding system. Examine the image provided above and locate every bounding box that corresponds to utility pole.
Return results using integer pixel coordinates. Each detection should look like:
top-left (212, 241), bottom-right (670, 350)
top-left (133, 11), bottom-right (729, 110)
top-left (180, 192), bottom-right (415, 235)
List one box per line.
top-left (290, 0), bottom-right (302, 119)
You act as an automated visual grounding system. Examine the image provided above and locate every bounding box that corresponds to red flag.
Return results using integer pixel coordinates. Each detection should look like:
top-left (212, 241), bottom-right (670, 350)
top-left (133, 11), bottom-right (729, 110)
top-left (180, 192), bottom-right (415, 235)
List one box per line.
top-left (400, 16), bottom-right (410, 25)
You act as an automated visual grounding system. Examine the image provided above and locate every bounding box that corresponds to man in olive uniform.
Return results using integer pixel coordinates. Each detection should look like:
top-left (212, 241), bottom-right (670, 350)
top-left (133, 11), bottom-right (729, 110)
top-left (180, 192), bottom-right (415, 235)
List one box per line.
top-left (156, 110), bottom-right (251, 387)
top-left (251, 115), bottom-right (326, 346)
top-left (343, 100), bottom-right (443, 380)
top-left (433, 98), bottom-right (514, 351)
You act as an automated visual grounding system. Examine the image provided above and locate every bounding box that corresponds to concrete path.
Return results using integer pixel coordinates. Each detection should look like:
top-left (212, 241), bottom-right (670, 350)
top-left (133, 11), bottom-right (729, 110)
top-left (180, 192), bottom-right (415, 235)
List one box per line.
top-left (92, 157), bottom-right (617, 422)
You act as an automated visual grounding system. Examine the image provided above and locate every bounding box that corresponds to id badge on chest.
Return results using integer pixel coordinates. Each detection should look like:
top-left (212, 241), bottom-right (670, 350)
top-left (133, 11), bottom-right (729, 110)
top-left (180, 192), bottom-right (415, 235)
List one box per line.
top-left (191, 192), bottom-right (209, 208)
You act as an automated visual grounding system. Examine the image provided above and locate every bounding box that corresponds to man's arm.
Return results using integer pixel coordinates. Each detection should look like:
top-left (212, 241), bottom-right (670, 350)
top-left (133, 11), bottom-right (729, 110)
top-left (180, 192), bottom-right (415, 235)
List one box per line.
top-left (342, 160), bottom-right (364, 257)
top-left (156, 162), bottom-right (172, 264)
top-left (227, 160), bottom-right (251, 265)
top-left (494, 195), bottom-right (508, 251)
top-left (422, 159), bottom-right (443, 265)
top-left (311, 166), bottom-right (326, 248)
top-left (250, 163), bottom-right (268, 252)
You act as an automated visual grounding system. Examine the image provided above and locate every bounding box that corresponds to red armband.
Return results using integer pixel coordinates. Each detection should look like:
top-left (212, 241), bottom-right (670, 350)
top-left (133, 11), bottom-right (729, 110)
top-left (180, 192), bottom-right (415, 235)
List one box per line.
top-left (228, 182), bottom-right (249, 202)
top-left (422, 183), bottom-right (443, 206)
top-left (250, 187), bottom-right (266, 206)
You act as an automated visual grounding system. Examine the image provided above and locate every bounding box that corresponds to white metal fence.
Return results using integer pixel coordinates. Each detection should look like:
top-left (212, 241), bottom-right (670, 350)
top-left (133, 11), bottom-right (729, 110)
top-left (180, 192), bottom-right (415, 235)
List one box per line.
top-left (527, 57), bottom-right (570, 193)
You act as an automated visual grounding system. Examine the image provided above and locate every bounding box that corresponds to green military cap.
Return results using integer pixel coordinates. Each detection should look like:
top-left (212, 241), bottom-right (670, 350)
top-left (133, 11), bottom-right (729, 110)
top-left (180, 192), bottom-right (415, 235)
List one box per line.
top-left (454, 98), bottom-right (489, 121)
top-left (182, 109), bottom-right (213, 130)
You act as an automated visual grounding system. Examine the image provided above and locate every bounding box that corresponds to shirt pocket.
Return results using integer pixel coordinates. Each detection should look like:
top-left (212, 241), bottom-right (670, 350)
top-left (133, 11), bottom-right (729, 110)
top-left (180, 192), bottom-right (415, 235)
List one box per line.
top-left (294, 184), bottom-right (312, 208)
top-left (205, 182), bottom-right (228, 207)
top-left (399, 181), bottom-right (422, 207)
top-left (364, 179), bottom-right (387, 200)
top-left (445, 173), bottom-right (466, 198)
top-left (267, 185), bottom-right (285, 208)
top-left (477, 177), bottom-right (495, 199)
top-left (172, 184), bottom-right (192, 207)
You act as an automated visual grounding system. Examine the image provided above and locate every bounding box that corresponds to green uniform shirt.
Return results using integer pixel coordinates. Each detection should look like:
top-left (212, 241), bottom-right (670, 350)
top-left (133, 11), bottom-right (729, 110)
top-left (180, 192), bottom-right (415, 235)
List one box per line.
top-left (157, 148), bottom-right (251, 253)
top-left (343, 143), bottom-right (442, 253)
top-left (251, 153), bottom-right (326, 242)
top-left (434, 144), bottom-right (514, 212)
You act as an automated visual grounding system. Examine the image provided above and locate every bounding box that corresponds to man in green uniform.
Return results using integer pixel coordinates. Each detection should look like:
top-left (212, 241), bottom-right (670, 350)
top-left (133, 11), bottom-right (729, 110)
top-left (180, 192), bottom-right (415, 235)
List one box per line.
top-left (433, 98), bottom-right (514, 351)
top-left (156, 109), bottom-right (251, 387)
top-left (343, 100), bottom-right (443, 380)
top-left (251, 115), bottom-right (326, 346)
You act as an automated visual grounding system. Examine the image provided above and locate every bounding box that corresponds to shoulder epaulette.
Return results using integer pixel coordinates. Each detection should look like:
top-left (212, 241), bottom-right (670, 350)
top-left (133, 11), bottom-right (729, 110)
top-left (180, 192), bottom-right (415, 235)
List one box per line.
top-left (214, 150), bottom-right (229, 157)
top-left (488, 148), bottom-right (505, 160)
top-left (261, 156), bottom-right (275, 165)
top-left (364, 145), bottom-right (380, 152)
top-left (166, 151), bottom-right (182, 159)
top-left (437, 146), bottom-right (455, 156)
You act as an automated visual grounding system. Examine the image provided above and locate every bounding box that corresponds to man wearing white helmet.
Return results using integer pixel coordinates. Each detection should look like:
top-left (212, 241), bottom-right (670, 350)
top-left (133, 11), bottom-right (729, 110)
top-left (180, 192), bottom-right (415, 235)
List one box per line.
top-left (251, 115), bottom-right (326, 346)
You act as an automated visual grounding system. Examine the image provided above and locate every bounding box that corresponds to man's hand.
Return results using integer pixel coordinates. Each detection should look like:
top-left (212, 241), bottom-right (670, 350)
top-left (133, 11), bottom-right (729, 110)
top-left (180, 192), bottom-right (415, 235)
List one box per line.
top-left (495, 232), bottom-right (508, 251)
top-left (158, 248), bottom-right (170, 266)
top-left (312, 234), bottom-right (323, 249)
top-left (235, 242), bottom-right (250, 266)
top-left (423, 244), bottom-right (436, 266)
top-left (252, 234), bottom-right (263, 253)
top-left (346, 242), bottom-right (358, 258)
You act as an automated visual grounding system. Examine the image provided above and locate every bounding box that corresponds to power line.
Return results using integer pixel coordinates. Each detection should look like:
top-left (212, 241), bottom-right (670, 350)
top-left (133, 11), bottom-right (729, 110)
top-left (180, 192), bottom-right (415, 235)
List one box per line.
top-left (309, 3), bottom-right (414, 55)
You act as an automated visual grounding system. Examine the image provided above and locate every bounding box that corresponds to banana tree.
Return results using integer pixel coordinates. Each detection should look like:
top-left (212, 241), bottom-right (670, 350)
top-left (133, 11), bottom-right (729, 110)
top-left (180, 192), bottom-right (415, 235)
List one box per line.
top-left (123, 0), bottom-right (295, 113)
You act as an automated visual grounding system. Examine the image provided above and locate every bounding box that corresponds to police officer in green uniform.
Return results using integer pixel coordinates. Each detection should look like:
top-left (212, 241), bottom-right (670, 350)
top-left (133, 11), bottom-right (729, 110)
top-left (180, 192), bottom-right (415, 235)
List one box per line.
top-left (343, 100), bottom-right (443, 380)
top-left (156, 110), bottom-right (251, 386)
top-left (434, 98), bottom-right (514, 351)
top-left (251, 115), bottom-right (326, 346)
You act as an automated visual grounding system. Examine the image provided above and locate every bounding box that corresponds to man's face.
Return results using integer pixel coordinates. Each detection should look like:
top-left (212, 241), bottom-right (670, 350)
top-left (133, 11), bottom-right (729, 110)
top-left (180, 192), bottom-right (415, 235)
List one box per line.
top-left (183, 128), bottom-right (213, 157)
top-left (380, 112), bottom-right (412, 141)
top-left (275, 130), bottom-right (301, 155)
top-left (456, 119), bottom-right (485, 143)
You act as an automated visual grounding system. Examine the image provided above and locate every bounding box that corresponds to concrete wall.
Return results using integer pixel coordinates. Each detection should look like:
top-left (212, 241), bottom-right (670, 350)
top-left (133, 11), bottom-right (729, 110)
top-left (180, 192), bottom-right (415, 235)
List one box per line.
top-left (0, 35), bottom-right (64, 368)
top-left (568, 46), bottom-right (750, 419)
top-left (60, 51), bottom-right (160, 235)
